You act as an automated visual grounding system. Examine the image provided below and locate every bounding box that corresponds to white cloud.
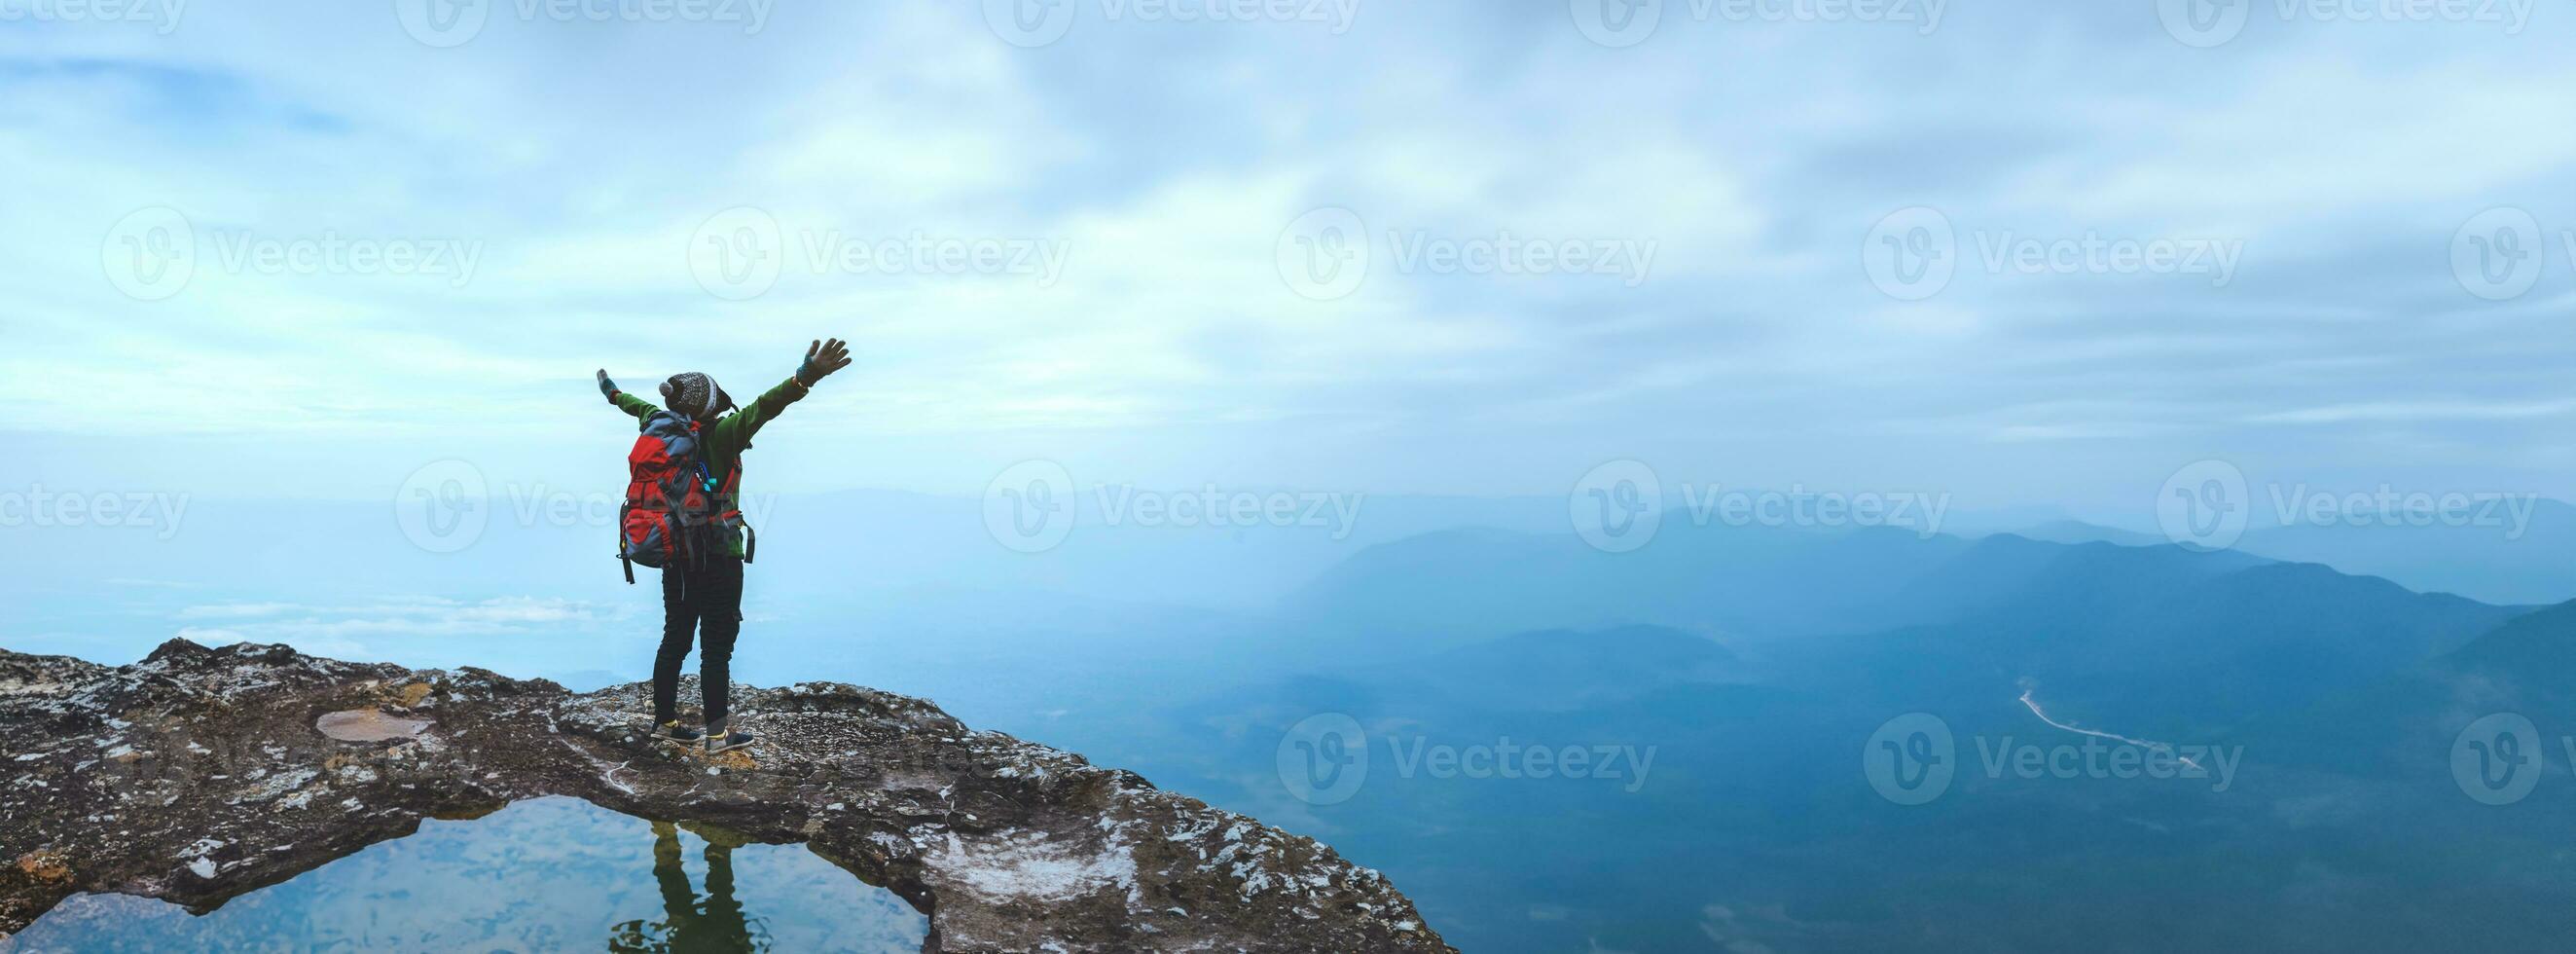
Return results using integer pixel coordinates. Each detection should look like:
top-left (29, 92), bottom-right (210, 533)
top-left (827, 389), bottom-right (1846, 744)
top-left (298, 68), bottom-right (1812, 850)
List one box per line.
top-left (2250, 398), bottom-right (2576, 425)
top-left (9, 3), bottom-right (2576, 503)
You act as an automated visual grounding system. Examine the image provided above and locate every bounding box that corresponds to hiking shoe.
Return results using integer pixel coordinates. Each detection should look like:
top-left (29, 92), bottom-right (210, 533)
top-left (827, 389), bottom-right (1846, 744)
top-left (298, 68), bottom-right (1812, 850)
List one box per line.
top-left (658, 720), bottom-right (705, 746)
top-left (705, 728), bottom-right (756, 754)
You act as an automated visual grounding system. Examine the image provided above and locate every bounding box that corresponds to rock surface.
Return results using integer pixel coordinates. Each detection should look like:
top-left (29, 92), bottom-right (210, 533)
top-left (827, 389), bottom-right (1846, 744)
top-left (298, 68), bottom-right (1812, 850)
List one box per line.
top-left (0, 640), bottom-right (1453, 953)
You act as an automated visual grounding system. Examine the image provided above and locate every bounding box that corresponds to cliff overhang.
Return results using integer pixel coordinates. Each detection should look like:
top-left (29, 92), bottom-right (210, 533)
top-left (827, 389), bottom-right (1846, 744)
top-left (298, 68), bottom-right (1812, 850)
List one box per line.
top-left (0, 640), bottom-right (1451, 953)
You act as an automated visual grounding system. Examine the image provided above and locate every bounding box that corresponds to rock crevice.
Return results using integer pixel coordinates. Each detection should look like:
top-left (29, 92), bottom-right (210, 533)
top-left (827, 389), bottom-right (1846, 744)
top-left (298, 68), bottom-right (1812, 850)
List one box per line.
top-left (0, 641), bottom-right (1451, 953)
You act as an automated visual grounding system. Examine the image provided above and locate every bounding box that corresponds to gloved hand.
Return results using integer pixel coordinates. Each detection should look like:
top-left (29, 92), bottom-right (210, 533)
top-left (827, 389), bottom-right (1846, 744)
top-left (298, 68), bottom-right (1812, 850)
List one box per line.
top-left (797, 338), bottom-right (853, 385)
top-left (597, 369), bottom-right (620, 401)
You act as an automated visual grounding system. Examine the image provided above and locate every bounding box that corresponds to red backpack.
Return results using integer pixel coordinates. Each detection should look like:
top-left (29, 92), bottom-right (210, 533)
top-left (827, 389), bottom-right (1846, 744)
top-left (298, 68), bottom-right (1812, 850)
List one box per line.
top-left (618, 411), bottom-right (753, 582)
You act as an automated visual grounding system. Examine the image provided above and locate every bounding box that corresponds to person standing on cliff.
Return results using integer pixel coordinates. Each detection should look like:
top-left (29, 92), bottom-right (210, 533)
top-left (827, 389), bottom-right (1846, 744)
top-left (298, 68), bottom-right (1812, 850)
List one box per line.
top-left (595, 338), bottom-right (853, 754)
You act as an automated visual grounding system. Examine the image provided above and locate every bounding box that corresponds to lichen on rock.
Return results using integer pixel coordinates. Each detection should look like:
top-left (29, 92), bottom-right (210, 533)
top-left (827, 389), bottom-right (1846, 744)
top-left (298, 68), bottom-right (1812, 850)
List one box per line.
top-left (0, 640), bottom-right (1452, 953)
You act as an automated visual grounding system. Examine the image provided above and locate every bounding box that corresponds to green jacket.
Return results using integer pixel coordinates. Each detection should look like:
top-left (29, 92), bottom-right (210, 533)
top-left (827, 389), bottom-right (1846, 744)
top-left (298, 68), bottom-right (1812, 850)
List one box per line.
top-left (609, 376), bottom-right (810, 559)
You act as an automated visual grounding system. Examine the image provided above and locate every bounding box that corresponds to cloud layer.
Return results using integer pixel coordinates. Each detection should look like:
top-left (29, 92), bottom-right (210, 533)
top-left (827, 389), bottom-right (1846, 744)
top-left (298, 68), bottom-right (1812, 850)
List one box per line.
top-left (7, 1), bottom-right (2573, 515)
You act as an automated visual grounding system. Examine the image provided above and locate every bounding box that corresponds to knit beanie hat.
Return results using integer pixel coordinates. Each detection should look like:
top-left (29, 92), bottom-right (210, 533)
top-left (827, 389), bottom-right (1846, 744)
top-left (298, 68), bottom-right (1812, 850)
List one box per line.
top-left (659, 372), bottom-right (737, 420)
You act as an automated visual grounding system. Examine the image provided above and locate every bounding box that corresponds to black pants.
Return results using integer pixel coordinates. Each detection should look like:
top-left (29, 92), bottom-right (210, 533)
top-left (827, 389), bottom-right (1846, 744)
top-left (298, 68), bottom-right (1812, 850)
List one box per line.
top-left (620, 823), bottom-right (752, 952)
top-left (654, 557), bottom-right (744, 728)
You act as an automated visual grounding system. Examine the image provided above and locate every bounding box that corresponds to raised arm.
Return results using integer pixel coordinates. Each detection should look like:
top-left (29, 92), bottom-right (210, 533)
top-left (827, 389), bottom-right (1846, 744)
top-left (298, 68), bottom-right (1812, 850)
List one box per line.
top-left (599, 369), bottom-right (660, 420)
top-left (709, 338), bottom-right (850, 453)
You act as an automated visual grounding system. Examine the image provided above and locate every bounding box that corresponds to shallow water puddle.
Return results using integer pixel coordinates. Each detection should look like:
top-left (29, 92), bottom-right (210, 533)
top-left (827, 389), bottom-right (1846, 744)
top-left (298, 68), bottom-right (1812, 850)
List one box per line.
top-left (5, 796), bottom-right (925, 952)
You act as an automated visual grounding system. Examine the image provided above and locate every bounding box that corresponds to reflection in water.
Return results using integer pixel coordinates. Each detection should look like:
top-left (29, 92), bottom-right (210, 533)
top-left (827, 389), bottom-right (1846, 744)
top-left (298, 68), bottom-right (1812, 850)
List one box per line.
top-left (7, 797), bottom-right (924, 953)
top-left (609, 822), bottom-right (771, 953)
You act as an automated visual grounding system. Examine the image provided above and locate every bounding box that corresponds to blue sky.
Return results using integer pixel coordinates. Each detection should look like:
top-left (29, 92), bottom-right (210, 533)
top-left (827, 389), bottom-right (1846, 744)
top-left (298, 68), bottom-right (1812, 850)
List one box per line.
top-left (7, 0), bottom-right (2575, 519)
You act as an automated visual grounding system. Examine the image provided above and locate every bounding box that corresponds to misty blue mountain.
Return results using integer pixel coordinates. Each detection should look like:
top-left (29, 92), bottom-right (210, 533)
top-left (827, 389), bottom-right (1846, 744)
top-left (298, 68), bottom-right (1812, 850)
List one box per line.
top-left (19, 491), bottom-right (2576, 952)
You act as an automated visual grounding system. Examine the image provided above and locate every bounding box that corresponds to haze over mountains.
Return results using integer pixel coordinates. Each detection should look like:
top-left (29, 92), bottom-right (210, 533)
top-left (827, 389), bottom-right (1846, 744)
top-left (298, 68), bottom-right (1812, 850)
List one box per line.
top-left (1210, 533), bottom-right (2576, 950)
top-left (15, 490), bottom-right (2576, 951)
top-left (2021, 498), bottom-right (2576, 606)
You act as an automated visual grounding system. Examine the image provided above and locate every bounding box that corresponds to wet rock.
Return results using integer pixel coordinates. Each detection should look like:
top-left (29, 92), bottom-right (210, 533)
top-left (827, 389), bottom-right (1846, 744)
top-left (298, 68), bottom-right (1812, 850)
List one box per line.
top-left (313, 710), bottom-right (431, 743)
top-left (0, 641), bottom-right (1451, 953)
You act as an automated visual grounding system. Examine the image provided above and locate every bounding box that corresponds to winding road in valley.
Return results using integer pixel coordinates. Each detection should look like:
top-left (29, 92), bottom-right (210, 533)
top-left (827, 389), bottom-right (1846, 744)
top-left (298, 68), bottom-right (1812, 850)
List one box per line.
top-left (2017, 686), bottom-right (2204, 772)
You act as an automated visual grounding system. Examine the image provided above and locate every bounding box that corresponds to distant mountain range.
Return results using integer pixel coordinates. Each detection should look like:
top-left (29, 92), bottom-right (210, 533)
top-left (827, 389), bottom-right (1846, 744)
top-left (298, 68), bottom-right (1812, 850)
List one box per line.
top-left (1104, 526), bottom-right (2576, 952)
top-left (23, 494), bottom-right (2576, 953)
top-left (1998, 499), bottom-right (2576, 605)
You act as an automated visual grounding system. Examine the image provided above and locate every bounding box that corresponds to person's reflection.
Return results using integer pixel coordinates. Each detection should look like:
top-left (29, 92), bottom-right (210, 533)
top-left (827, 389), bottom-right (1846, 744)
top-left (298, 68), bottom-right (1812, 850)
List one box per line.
top-left (608, 821), bottom-right (768, 953)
